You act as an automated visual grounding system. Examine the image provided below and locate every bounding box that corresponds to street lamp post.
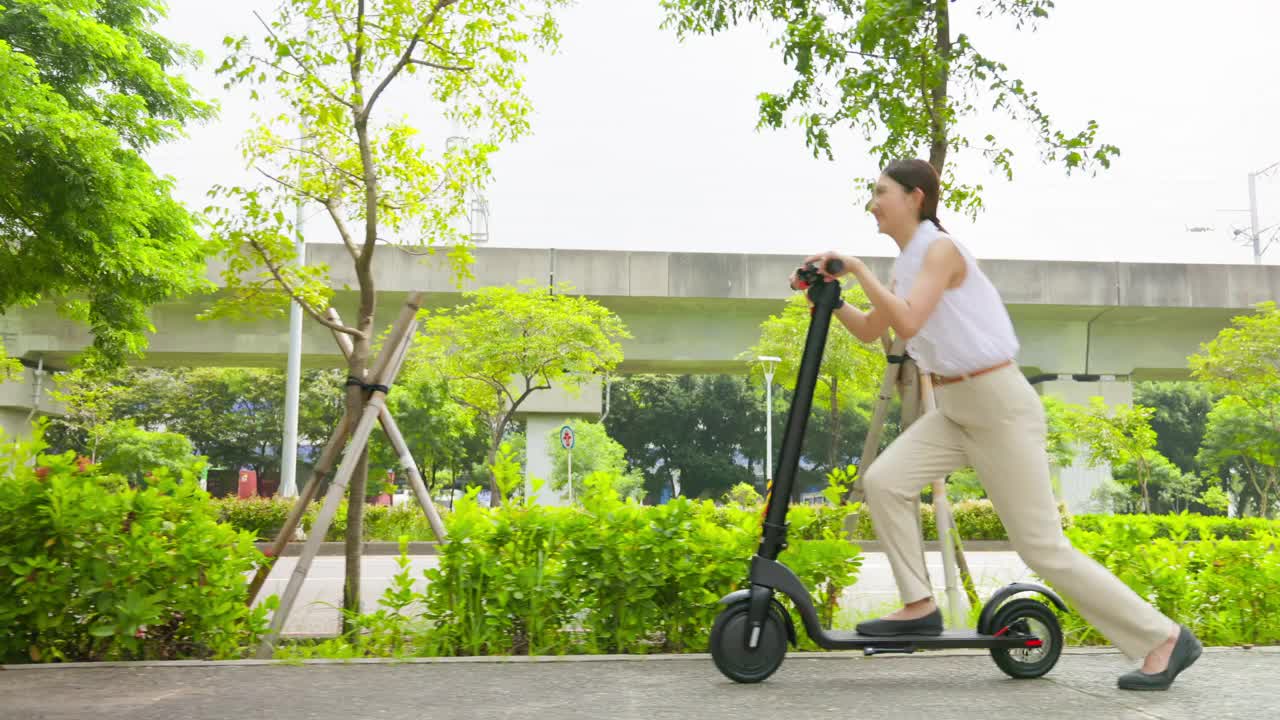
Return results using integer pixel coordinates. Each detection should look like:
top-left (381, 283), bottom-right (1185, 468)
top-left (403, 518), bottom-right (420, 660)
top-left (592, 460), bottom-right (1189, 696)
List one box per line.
top-left (757, 356), bottom-right (781, 486)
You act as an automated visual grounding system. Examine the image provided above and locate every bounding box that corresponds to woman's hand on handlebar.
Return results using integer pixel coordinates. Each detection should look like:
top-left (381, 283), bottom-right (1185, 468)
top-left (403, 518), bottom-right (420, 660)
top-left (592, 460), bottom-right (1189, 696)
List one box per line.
top-left (802, 251), bottom-right (856, 281)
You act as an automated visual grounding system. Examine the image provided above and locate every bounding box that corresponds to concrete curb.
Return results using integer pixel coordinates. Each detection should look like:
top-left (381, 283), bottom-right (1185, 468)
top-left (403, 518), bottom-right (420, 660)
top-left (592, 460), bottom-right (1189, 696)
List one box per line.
top-left (4, 645), bottom-right (1272, 671)
top-left (253, 540), bottom-right (1019, 556)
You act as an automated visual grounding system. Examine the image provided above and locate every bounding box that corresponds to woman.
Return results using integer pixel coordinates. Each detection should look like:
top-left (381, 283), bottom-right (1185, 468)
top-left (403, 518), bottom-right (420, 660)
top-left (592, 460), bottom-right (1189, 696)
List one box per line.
top-left (800, 158), bottom-right (1200, 691)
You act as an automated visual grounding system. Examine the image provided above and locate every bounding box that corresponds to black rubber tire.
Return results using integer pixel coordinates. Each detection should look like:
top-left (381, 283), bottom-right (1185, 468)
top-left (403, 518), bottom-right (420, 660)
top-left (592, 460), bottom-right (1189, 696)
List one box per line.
top-left (709, 602), bottom-right (789, 683)
top-left (988, 598), bottom-right (1064, 679)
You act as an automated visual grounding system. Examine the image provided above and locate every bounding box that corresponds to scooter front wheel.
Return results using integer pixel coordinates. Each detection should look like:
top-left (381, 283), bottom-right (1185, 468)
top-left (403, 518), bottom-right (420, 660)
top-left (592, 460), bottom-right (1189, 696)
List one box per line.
top-left (710, 601), bottom-right (789, 683)
top-left (988, 598), bottom-right (1064, 679)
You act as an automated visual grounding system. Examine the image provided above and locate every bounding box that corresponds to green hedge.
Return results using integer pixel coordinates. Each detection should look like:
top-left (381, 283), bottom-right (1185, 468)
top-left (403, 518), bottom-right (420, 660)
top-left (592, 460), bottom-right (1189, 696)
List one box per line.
top-left (1053, 523), bottom-right (1280, 647)
top-left (1069, 513), bottom-right (1280, 541)
top-left (1, 436), bottom-right (268, 663)
top-left (212, 497), bottom-right (438, 542)
top-left (217, 495), bottom-right (1279, 546)
top-left (847, 500), bottom-right (1278, 543)
top-left (277, 478), bottom-right (862, 659)
top-left (848, 499), bottom-right (1072, 541)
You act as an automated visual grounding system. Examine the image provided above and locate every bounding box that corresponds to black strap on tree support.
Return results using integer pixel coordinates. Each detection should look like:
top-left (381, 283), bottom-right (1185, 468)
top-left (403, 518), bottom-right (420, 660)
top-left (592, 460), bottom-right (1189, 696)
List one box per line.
top-left (345, 376), bottom-right (390, 395)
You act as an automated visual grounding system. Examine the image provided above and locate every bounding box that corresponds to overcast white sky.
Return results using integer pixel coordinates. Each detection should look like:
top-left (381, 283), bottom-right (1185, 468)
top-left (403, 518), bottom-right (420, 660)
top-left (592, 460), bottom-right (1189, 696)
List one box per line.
top-left (149, 0), bottom-right (1280, 265)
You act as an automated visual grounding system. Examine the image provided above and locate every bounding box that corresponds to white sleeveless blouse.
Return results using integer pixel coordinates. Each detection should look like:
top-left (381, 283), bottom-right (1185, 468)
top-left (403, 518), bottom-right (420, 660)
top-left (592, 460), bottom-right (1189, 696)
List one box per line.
top-left (887, 222), bottom-right (1020, 376)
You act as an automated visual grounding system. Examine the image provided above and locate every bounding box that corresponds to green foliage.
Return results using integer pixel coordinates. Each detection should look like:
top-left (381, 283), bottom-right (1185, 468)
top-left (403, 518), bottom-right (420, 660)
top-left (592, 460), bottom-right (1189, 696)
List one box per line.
top-left (206, 0), bottom-right (567, 328)
top-left (93, 419), bottom-right (207, 485)
top-left (722, 482), bottom-right (764, 507)
top-left (1054, 523), bottom-right (1280, 647)
top-left (0, 0), bottom-right (215, 367)
top-left (604, 374), bottom-right (772, 501)
top-left (1198, 485), bottom-right (1231, 515)
top-left (0, 430), bottom-right (268, 663)
top-left (0, 337), bottom-right (21, 379)
top-left (1134, 381), bottom-right (1215, 475)
top-left (48, 366), bottom-right (347, 482)
top-left (413, 282), bottom-right (631, 503)
top-left (545, 420), bottom-right (644, 501)
top-left (1066, 397), bottom-right (1162, 513)
top-left (212, 496), bottom-right (439, 542)
top-left (1197, 394), bottom-right (1279, 519)
top-left (1068, 513), bottom-right (1280, 542)
top-left (1189, 301), bottom-right (1280, 417)
top-left (275, 481), bottom-right (862, 659)
top-left (660, 0), bottom-right (1118, 216)
top-left (851, 498), bottom-right (1070, 541)
top-left (746, 290), bottom-right (885, 468)
top-left (1188, 301), bottom-right (1280, 518)
top-left (367, 363), bottom-right (488, 493)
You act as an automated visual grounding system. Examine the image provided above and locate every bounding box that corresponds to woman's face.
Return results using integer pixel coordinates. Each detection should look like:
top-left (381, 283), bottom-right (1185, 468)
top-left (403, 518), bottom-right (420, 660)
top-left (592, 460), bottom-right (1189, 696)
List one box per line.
top-left (869, 174), bottom-right (920, 236)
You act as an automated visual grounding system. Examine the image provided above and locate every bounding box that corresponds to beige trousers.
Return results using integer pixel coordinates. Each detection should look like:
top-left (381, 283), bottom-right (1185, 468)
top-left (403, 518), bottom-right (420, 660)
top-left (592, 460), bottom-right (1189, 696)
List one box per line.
top-left (862, 363), bottom-right (1172, 660)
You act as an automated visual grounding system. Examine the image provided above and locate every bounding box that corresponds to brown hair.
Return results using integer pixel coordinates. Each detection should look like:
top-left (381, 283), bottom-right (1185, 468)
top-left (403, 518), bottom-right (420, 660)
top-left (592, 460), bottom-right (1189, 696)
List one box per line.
top-left (882, 158), bottom-right (945, 232)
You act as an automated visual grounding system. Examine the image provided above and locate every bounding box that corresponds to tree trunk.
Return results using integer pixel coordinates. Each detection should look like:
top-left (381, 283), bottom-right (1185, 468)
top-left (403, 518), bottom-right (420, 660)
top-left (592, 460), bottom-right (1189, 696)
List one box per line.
top-left (342, 445), bottom-right (368, 634)
top-left (340, 333), bottom-right (372, 632)
top-left (487, 424), bottom-right (502, 508)
top-left (928, 0), bottom-right (952, 173)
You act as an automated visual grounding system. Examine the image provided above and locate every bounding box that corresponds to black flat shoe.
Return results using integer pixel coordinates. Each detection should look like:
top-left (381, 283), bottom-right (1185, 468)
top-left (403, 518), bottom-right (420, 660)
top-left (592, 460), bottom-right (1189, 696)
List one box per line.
top-left (1118, 624), bottom-right (1202, 691)
top-left (856, 608), bottom-right (944, 636)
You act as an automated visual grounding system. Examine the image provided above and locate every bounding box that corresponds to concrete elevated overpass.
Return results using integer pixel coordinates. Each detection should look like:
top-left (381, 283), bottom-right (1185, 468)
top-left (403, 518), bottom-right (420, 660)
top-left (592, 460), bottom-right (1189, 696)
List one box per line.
top-left (5, 245), bottom-right (1277, 377)
top-left (4, 246), bottom-right (1277, 511)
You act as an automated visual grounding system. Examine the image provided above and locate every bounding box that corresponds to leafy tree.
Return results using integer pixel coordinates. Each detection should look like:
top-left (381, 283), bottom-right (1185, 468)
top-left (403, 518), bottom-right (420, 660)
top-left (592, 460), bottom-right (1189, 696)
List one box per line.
top-left (1197, 395), bottom-right (1279, 519)
top-left (412, 282), bottom-right (629, 506)
top-left (48, 366), bottom-right (347, 487)
top-left (366, 364), bottom-right (490, 497)
top-left (605, 374), bottom-right (763, 501)
top-left (93, 419), bottom-right (207, 486)
top-left (1110, 450), bottom-right (1198, 515)
top-left (745, 287), bottom-right (885, 469)
top-left (1189, 302), bottom-right (1280, 420)
top-left (0, 0), bottom-right (214, 368)
top-left (1188, 302), bottom-right (1280, 518)
top-left (1134, 381), bottom-right (1215, 475)
top-left (208, 0), bottom-right (567, 624)
top-left (660, 0), bottom-right (1120, 214)
top-left (1067, 398), bottom-right (1160, 513)
top-left (543, 420), bottom-right (645, 502)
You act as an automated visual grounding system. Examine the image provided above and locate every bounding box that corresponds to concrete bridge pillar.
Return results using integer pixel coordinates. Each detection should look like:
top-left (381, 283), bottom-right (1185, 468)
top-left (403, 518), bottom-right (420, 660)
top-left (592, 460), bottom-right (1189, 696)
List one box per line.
top-left (0, 362), bottom-right (65, 442)
top-left (1035, 374), bottom-right (1134, 515)
top-left (514, 376), bottom-right (602, 506)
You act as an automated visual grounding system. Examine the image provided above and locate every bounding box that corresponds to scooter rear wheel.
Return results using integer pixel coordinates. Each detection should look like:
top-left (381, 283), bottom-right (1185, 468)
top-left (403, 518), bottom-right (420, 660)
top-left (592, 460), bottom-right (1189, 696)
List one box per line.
top-left (988, 598), bottom-right (1063, 679)
top-left (710, 602), bottom-right (789, 683)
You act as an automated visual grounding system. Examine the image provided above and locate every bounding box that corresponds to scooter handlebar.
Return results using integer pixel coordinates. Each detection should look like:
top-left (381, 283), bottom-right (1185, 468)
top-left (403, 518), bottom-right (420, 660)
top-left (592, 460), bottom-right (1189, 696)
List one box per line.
top-left (789, 257), bottom-right (846, 290)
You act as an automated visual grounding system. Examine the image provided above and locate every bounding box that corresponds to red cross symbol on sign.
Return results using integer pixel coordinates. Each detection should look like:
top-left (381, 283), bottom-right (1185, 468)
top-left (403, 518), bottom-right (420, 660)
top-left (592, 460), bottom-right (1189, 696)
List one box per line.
top-left (560, 425), bottom-right (575, 450)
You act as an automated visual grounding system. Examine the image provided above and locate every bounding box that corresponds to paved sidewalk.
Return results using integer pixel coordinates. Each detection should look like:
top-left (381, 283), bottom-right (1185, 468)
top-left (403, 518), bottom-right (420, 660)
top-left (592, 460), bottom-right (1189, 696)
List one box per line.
top-left (2, 647), bottom-right (1273, 720)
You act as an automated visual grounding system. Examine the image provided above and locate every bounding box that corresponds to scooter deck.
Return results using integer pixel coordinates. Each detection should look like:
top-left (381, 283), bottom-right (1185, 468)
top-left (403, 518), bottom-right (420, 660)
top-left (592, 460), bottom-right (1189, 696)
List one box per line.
top-left (818, 629), bottom-right (1041, 651)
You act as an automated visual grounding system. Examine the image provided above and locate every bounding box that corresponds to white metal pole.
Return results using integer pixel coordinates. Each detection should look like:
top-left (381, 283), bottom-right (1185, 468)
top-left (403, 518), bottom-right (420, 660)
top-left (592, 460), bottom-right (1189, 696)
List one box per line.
top-left (279, 157), bottom-right (305, 498)
top-left (567, 447), bottom-right (573, 504)
top-left (758, 356), bottom-right (780, 487)
top-left (765, 368), bottom-right (774, 483)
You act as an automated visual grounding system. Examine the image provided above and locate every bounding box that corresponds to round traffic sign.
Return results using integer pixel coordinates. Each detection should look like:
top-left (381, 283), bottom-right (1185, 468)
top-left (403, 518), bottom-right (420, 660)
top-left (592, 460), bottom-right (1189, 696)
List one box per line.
top-left (560, 425), bottom-right (575, 450)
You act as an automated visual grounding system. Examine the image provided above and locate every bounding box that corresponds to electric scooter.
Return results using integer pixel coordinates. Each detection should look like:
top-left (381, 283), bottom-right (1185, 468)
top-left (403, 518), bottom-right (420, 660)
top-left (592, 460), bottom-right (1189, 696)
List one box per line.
top-left (709, 259), bottom-right (1067, 683)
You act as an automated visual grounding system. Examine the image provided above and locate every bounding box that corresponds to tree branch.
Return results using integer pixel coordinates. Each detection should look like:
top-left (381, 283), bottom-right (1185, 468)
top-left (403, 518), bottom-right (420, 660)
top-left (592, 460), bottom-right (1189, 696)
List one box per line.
top-left (269, 140), bottom-right (364, 185)
top-left (359, 0), bottom-right (464, 124)
top-left (252, 11), bottom-right (354, 110)
top-left (255, 167), bottom-right (329, 205)
top-left (245, 237), bottom-right (365, 339)
top-left (323, 198), bottom-right (361, 263)
top-left (407, 58), bottom-right (473, 72)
